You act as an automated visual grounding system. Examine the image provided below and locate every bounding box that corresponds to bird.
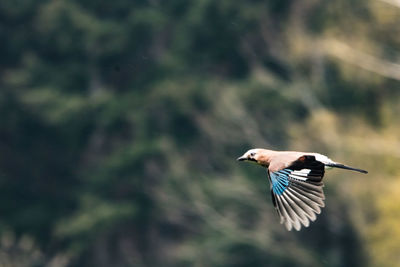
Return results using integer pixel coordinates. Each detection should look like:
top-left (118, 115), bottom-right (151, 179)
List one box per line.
top-left (237, 148), bottom-right (367, 231)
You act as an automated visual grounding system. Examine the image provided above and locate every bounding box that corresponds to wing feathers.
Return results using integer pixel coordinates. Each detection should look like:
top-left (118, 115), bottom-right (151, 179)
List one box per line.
top-left (278, 195), bottom-right (300, 230)
top-left (276, 195), bottom-right (293, 230)
top-left (290, 181), bottom-right (325, 199)
top-left (273, 179), bottom-right (325, 230)
top-left (281, 192), bottom-right (309, 228)
top-left (284, 189), bottom-right (313, 224)
top-left (268, 155), bottom-right (326, 231)
top-left (287, 187), bottom-right (320, 218)
top-left (290, 183), bottom-right (325, 208)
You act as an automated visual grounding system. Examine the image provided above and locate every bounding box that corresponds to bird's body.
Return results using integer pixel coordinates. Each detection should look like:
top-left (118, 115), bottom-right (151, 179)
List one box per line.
top-left (237, 148), bottom-right (367, 231)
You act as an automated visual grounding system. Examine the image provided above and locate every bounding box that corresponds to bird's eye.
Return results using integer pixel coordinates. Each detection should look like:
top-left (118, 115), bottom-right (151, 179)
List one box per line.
top-left (250, 152), bottom-right (256, 157)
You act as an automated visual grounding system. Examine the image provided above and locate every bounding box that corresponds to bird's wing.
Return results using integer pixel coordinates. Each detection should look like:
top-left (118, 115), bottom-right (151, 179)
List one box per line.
top-left (268, 155), bottom-right (326, 231)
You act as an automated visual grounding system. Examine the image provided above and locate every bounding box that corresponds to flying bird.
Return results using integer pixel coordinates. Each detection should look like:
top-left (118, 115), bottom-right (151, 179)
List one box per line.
top-left (237, 148), bottom-right (367, 231)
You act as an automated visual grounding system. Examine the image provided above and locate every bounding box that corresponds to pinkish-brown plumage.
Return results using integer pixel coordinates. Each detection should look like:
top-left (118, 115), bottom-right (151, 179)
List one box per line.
top-left (237, 148), bottom-right (367, 231)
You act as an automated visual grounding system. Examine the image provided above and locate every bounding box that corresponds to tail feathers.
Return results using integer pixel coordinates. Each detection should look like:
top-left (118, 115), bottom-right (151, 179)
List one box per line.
top-left (326, 163), bottom-right (368, 174)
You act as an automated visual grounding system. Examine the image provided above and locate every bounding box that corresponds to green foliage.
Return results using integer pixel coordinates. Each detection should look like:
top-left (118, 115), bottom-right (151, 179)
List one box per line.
top-left (0, 0), bottom-right (399, 266)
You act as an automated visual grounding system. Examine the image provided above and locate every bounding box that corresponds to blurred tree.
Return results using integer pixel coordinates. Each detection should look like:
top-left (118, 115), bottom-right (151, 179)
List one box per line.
top-left (0, 0), bottom-right (399, 266)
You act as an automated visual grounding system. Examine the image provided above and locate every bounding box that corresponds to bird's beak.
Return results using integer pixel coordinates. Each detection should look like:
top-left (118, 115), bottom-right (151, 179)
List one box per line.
top-left (237, 155), bottom-right (247, 161)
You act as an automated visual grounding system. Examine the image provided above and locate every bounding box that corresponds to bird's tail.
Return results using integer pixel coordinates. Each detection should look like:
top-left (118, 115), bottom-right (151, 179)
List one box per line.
top-left (326, 163), bottom-right (368, 174)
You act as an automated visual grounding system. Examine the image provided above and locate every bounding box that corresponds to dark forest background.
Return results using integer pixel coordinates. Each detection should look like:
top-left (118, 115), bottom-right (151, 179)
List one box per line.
top-left (1, 0), bottom-right (400, 266)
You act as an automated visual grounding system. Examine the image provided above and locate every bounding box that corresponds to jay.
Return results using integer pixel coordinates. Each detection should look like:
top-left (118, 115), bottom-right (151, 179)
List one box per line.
top-left (237, 148), bottom-right (367, 231)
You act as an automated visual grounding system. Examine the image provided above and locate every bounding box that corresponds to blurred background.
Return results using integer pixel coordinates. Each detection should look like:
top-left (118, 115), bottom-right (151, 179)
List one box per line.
top-left (1, 0), bottom-right (400, 266)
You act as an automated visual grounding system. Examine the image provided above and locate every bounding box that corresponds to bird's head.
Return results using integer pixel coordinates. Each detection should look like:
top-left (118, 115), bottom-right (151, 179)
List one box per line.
top-left (237, 148), bottom-right (269, 166)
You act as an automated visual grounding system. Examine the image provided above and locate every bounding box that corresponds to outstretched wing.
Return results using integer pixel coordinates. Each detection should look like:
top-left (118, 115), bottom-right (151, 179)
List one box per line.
top-left (268, 155), bottom-right (326, 231)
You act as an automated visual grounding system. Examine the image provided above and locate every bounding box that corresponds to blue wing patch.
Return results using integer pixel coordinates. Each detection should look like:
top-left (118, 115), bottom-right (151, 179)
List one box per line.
top-left (270, 169), bottom-right (292, 195)
top-left (267, 158), bottom-right (326, 231)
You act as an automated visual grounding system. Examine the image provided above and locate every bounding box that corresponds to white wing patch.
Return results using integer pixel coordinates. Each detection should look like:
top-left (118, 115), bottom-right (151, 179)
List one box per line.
top-left (289, 169), bottom-right (311, 181)
top-left (292, 169), bottom-right (311, 175)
